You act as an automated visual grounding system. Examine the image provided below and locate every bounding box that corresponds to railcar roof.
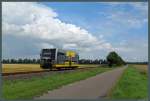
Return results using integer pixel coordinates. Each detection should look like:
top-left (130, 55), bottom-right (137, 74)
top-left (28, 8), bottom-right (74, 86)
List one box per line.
top-left (41, 48), bottom-right (79, 55)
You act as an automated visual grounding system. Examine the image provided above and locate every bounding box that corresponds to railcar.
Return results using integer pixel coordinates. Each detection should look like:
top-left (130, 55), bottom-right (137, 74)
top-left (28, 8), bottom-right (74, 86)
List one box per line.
top-left (40, 48), bottom-right (79, 69)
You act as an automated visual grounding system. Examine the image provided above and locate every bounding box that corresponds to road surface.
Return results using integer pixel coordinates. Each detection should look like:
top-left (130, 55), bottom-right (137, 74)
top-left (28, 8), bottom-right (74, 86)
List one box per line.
top-left (35, 66), bottom-right (127, 99)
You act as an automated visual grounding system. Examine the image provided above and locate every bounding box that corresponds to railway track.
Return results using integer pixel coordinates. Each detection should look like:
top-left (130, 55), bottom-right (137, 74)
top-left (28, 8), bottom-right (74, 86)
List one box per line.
top-left (2, 70), bottom-right (49, 76)
top-left (2, 67), bottom-right (96, 80)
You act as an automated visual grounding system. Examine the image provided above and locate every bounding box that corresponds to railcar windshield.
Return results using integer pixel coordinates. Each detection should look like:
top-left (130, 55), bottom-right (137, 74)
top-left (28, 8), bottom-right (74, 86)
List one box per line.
top-left (41, 49), bottom-right (56, 60)
top-left (42, 53), bottom-right (51, 57)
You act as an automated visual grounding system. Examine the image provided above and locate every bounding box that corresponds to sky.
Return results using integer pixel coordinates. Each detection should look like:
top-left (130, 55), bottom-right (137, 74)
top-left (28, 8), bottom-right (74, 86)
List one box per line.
top-left (2, 2), bottom-right (148, 62)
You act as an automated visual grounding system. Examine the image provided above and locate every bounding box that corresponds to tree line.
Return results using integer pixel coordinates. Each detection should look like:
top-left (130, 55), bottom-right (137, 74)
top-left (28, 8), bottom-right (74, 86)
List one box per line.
top-left (2, 58), bottom-right (40, 64)
top-left (3, 51), bottom-right (146, 67)
top-left (2, 58), bottom-right (107, 64)
top-left (79, 59), bottom-right (107, 64)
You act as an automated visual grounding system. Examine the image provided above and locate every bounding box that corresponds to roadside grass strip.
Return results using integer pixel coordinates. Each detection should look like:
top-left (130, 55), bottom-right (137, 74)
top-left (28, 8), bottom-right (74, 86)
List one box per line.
top-left (109, 65), bottom-right (148, 99)
top-left (3, 67), bottom-right (112, 99)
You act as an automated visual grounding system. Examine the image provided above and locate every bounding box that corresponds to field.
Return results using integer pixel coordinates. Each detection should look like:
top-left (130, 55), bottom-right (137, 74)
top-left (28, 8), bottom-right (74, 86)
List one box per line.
top-left (133, 64), bottom-right (148, 74)
top-left (2, 64), bottom-right (101, 73)
top-left (109, 64), bottom-right (148, 99)
top-left (2, 65), bottom-right (113, 99)
top-left (2, 64), bottom-right (44, 73)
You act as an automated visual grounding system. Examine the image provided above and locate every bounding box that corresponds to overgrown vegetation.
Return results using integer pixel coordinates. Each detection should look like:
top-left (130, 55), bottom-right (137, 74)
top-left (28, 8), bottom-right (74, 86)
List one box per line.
top-left (109, 65), bottom-right (148, 99)
top-left (3, 66), bottom-right (113, 99)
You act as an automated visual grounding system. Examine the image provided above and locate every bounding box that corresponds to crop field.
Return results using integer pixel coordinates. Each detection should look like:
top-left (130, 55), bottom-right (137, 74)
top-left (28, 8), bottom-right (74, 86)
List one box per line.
top-left (133, 64), bottom-right (148, 74)
top-left (2, 64), bottom-right (44, 73)
top-left (2, 64), bottom-right (101, 73)
top-left (109, 64), bottom-right (148, 99)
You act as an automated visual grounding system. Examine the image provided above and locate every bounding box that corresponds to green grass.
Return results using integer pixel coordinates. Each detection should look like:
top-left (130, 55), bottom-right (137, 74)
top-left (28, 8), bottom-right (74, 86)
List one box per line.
top-left (109, 65), bottom-right (148, 99)
top-left (3, 67), bottom-right (113, 99)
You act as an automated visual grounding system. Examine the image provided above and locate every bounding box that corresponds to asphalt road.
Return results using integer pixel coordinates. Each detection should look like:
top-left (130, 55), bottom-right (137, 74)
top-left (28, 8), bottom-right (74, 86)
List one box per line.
top-left (35, 66), bottom-right (127, 99)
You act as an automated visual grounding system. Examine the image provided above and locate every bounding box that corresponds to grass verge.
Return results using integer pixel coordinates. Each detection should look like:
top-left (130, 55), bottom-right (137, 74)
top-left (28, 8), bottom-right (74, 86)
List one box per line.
top-left (3, 66), bottom-right (113, 99)
top-left (109, 65), bottom-right (148, 99)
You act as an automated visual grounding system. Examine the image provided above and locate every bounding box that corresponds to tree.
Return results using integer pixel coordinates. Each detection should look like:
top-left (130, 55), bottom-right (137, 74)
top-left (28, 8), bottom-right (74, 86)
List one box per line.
top-left (106, 51), bottom-right (125, 67)
top-left (36, 59), bottom-right (40, 64)
top-left (32, 59), bottom-right (36, 63)
top-left (18, 58), bottom-right (23, 63)
top-left (11, 59), bottom-right (16, 64)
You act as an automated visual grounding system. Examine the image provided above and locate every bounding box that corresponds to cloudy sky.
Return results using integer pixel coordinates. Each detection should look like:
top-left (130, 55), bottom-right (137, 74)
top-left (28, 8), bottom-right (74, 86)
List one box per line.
top-left (2, 2), bottom-right (148, 62)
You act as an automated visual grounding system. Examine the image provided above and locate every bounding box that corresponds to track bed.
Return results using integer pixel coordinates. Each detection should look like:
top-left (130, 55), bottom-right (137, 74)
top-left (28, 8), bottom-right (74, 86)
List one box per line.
top-left (2, 67), bottom-right (97, 80)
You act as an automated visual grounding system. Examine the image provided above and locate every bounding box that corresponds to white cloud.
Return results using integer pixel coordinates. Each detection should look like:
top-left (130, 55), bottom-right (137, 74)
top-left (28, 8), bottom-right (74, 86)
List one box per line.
top-left (105, 2), bottom-right (148, 12)
top-left (2, 2), bottom-right (113, 58)
top-left (106, 11), bottom-right (147, 28)
top-left (63, 43), bottom-right (77, 50)
top-left (40, 43), bottom-right (54, 49)
top-left (129, 2), bottom-right (148, 12)
top-left (100, 2), bottom-right (148, 29)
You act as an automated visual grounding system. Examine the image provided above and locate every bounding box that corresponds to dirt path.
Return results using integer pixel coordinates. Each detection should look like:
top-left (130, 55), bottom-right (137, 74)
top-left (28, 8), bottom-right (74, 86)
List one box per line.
top-left (35, 66), bottom-right (127, 99)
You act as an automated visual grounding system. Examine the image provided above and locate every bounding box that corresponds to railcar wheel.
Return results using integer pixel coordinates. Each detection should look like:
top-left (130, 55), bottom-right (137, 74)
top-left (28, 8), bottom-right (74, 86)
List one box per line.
top-left (57, 68), bottom-right (62, 71)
